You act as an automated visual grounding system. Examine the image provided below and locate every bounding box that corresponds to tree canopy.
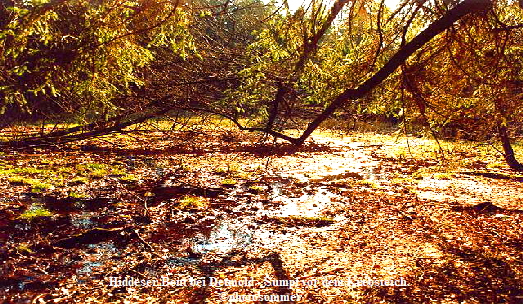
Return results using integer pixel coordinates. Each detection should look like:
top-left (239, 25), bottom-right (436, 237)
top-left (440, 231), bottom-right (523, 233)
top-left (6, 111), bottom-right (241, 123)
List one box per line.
top-left (1, 0), bottom-right (522, 169)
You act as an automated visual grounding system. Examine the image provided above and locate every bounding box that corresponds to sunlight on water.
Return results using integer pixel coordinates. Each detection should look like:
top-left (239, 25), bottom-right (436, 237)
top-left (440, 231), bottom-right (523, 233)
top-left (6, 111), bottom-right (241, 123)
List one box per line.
top-left (70, 213), bottom-right (95, 228)
top-left (268, 186), bottom-right (337, 218)
top-left (76, 242), bottom-right (119, 277)
top-left (191, 219), bottom-right (252, 254)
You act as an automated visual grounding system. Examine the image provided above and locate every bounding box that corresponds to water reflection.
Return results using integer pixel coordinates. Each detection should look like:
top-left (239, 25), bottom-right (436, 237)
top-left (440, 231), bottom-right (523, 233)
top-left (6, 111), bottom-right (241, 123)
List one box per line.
top-left (167, 256), bottom-right (200, 266)
top-left (264, 185), bottom-right (339, 218)
top-left (70, 213), bottom-right (95, 229)
top-left (190, 219), bottom-right (252, 254)
top-left (78, 261), bottom-right (104, 275)
top-left (272, 182), bottom-right (283, 198)
top-left (76, 242), bottom-right (119, 277)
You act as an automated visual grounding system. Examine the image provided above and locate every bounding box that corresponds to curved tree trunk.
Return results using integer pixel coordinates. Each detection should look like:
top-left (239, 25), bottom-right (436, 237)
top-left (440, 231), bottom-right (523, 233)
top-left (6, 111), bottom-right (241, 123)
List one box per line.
top-left (1, 0), bottom-right (494, 149)
top-left (292, 0), bottom-right (492, 146)
top-left (244, 0), bottom-right (492, 146)
top-left (498, 124), bottom-right (523, 171)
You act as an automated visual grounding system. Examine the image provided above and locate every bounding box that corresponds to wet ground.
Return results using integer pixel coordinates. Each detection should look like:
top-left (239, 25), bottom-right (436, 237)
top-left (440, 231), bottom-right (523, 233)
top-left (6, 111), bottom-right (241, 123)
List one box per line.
top-left (1, 132), bottom-right (522, 303)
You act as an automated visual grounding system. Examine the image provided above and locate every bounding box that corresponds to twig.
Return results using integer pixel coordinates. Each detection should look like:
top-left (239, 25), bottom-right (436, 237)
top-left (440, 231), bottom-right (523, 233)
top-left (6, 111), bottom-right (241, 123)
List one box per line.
top-left (134, 229), bottom-right (164, 259)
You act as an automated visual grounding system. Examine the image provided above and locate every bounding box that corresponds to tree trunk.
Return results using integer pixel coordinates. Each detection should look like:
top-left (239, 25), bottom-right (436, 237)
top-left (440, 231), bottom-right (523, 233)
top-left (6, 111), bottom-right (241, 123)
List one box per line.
top-left (498, 124), bottom-right (523, 171)
top-left (292, 0), bottom-right (492, 145)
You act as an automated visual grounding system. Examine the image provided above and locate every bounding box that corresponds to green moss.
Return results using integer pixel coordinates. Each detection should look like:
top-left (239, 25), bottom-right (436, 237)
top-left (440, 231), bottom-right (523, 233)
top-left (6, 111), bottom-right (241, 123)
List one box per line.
top-left (13, 167), bottom-right (46, 174)
top-left (178, 163), bottom-right (192, 172)
top-left (119, 174), bottom-right (138, 182)
top-left (77, 163), bottom-right (104, 172)
top-left (0, 169), bottom-right (14, 175)
top-left (68, 191), bottom-right (89, 199)
top-left (16, 244), bottom-right (34, 254)
top-left (75, 163), bottom-right (127, 178)
top-left (236, 171), bottom-right (253, 179)
top-left (178, 195), bottom-right (209, 210)
top-left (90, 168), bottom-right (109, 178)
top-left (248, 185), bottom-right (264, 193)
top-left (71, 176), bottom-right (89, 184)
top-left (75, 164), bottom-right (87, 172)
top-left (227, 163), bottom-right (240, 174)
top-left (212, 159), bottom-right (248, 177)
top-left (221, 178), bottom-right (237, 186)
top-left (19, 204), bottom-right (53, 220)
top-left (8, 176), bottom-right (51, 189)
top-left (2, 164), bottom-right (66, 188)
top-left (356, 179), bottom-right (379, 188)
top-left (31, 181), bottom-right (54, 193)
top-left (8, 176), bottom-right (31, 184)
top-left (433, 172), bottom-right (454, 180)
top-left (214, 162), bottom-right (241, 176)
top-left (110, 168), bottom-right (127, 176)
top-left (86, 163), bottom-right (105, 170)
top-left (57, 167), bottom-right (74, 174)
top-left (77, 163), bottom-right (109, 178)
top-left (215, 167), bottom-right (228, 174)
top-left (390, 177), bottom-right (415, 185)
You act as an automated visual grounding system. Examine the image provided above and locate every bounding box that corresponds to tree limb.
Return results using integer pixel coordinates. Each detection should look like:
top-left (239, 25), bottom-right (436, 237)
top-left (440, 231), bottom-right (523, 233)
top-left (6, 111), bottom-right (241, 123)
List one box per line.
top-left (291, 0), bottom-right (492, 145)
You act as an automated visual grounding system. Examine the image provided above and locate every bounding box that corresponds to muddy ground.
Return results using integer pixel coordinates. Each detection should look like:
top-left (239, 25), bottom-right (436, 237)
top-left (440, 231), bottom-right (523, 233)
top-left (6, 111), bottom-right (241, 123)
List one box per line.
top-left (0, 129), bottom-right (522, 303)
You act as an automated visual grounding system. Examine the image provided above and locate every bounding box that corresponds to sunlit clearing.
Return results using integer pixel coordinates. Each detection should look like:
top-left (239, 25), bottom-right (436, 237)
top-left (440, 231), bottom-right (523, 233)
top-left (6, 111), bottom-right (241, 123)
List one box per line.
top-left (282, 0), bottom-right (402, 12)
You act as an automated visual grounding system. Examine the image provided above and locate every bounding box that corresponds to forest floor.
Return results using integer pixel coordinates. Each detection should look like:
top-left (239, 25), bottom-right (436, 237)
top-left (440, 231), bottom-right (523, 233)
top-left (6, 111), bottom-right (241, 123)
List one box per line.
top-left (1, 121), bottom-right (523, 303)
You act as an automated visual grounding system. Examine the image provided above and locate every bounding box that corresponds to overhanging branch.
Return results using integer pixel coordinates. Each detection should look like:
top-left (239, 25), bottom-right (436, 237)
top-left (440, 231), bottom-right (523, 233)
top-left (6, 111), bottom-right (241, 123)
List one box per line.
top-left (287, 0), bottom-right (492, 145)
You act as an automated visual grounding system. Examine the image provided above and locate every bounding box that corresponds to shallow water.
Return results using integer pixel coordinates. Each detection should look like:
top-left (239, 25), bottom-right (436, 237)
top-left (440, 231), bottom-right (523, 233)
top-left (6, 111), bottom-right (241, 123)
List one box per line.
top-left (190, 218), bottom-right (253, 254)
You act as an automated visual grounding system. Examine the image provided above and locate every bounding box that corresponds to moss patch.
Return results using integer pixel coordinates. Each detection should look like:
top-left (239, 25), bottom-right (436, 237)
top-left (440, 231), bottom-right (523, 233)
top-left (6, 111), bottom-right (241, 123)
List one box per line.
top-left (19, 204), bottom-right (53, 220)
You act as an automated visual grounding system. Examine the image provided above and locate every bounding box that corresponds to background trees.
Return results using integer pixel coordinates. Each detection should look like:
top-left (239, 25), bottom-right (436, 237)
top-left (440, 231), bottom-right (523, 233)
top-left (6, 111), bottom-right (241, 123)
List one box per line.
top-left (1, 0), bottom-right (522, 169)
top-left (226, 0), bottom-right (522, 169)
top-left (397, 1), bottom-right (523, 169)
top-left (0, 0), bottom-right (193, 124)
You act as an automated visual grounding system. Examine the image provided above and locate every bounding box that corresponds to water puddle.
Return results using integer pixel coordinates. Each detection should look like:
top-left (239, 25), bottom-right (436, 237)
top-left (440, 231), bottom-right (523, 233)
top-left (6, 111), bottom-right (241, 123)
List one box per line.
top-left (44, 197), bottom-right (111, 213)
top-left (167, 256), bottom-right (201, 266)
top-left (272, 182), bottom-right (283, 197)
top-left (70, 213), bottom-right (96, 229)
top-left (189, 218), bottom-right (253, 255)
top-left (267, 186), bottom-right (338, 218)
top-left (150, 217), bottom-right (216, 245)
top-left (0, 275), bottom-right (56, 293)
top-left (76, 242), bottom-right (120, 281)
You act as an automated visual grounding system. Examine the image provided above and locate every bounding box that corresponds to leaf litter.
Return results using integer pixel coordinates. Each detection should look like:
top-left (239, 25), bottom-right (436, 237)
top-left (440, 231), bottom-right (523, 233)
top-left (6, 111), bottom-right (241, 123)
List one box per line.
top-left (0, 129), bottom-right (522, 303)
